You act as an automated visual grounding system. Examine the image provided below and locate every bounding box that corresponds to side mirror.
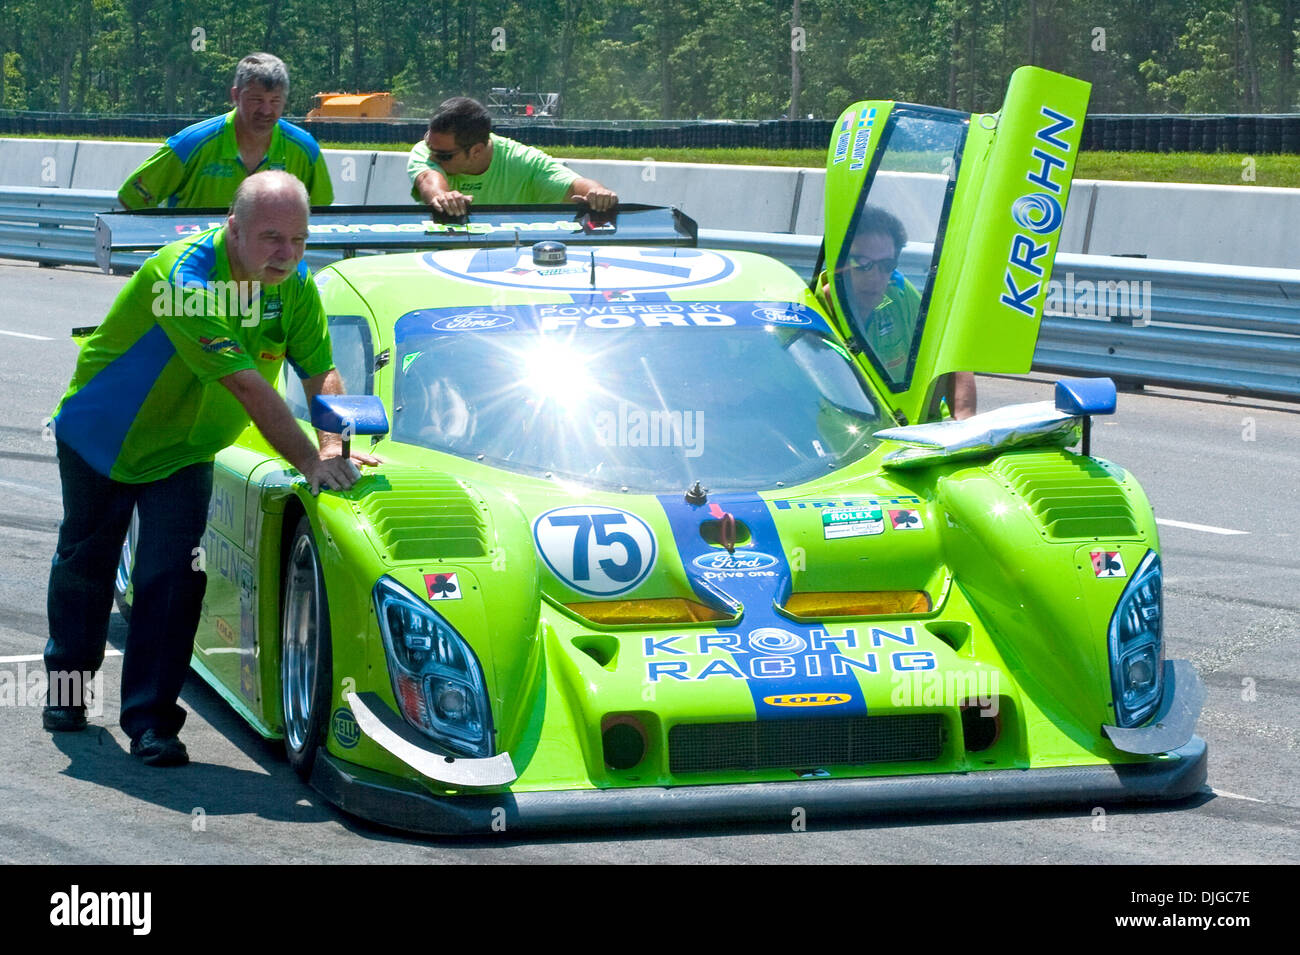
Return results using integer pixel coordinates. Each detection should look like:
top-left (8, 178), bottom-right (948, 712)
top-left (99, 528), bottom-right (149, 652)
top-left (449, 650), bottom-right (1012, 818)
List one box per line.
top-left (1054, 377), bottom-right (1116, 456)
top-left (310, 394), bottom-right (389, 460)
top-left (1054, 377), bottom-right (1117, 416)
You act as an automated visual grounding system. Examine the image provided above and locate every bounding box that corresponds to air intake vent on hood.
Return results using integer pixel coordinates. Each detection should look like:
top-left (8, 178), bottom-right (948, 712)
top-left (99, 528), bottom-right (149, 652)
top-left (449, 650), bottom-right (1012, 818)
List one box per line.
top-left (988, 452), bottom-right (1139, 540)
top-left (356, 468), bottom-right (487, 560)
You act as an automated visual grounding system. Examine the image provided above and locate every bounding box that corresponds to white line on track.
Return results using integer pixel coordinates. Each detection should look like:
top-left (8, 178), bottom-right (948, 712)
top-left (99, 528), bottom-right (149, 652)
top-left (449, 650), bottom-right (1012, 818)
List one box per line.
top-left (1156, 518), bottom-right (1248, 536)
top-left (0, 328), bottom-right (54, 341)
top-left (1209, 787), bottom-right (1266, 803)
top-left (0, 650), bottom-right (122, 664)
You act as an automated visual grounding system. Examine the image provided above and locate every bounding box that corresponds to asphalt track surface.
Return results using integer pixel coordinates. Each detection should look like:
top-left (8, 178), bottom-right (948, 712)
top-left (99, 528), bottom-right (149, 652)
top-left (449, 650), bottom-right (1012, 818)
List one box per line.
top-left (0, 258), bottom-right (1296, 864)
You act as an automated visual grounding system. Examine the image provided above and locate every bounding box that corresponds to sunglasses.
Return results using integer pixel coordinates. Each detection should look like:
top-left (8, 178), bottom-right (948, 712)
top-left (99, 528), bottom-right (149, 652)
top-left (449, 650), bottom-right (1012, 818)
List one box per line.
top-left (430, 146), bottom-right (468, 163)
top-left (840, 255), bottom-right (899, 275)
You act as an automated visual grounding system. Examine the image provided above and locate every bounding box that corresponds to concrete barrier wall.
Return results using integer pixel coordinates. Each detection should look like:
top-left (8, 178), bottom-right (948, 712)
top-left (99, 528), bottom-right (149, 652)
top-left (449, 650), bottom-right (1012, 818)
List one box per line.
top-left (1079, 180), bottom-right (1300, 263)
top-left (68, 141), bottom-right (158, 191)
top-left (364, 150), bottom-right (417, 204)
top-left (322, 150), bottom-right (372, 205)
top-left (563, 158), bottom-right (803, 232)
top-left (4, 137), bottom-right (1299, 268)
top-left (0, 139), bottom-right (81, 188)
top-left (1058, 182), bottom-right (1095, 254)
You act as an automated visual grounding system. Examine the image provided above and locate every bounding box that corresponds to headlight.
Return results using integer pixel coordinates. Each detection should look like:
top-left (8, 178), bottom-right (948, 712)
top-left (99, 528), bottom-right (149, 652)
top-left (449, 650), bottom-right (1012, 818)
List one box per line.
top-left (373, 577), bottom-right (493, 758)
top-left (1107, 550), bottom-right (1163, 727)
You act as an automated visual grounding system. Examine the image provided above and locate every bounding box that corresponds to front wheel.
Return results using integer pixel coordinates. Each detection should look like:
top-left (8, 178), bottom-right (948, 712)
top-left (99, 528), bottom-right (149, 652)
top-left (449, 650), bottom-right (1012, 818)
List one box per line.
top-left (281, 516), bottom-right (333, 779)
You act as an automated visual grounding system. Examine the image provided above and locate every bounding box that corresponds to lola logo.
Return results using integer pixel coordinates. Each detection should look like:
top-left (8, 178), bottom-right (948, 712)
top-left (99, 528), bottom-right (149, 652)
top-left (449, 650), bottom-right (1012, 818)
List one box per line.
top-left (692, 551), bottom-right (779, 572)
top-left (763, 693), bottom-right (851, 708)
top-left (430, 311), bottom-right (514, 331)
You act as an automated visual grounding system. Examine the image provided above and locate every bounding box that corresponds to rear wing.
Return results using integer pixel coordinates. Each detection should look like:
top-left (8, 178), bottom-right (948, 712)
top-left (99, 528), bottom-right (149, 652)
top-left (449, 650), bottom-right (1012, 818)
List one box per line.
top-left (94, 203), bottom-right (697, 273)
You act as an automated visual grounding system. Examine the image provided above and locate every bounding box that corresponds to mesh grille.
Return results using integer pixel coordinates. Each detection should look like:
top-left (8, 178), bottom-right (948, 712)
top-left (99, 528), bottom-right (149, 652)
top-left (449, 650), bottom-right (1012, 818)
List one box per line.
top-left (668, 715), bottom-right (944, 774)
top-left (356, 468), bottom-right (487, 560)
top-left (989, 453), bottom-right (1139, 540)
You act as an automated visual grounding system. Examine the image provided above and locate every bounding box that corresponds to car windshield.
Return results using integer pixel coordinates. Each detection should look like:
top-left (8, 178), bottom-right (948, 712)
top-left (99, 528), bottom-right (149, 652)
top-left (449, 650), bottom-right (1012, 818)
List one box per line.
top-left (391, 315), bottom-right (891, 493)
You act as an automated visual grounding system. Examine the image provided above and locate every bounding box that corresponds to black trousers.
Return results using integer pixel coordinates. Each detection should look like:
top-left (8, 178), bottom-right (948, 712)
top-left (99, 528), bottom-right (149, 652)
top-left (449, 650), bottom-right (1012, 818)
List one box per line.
top-left (46, 440), bottom-right (212, 740)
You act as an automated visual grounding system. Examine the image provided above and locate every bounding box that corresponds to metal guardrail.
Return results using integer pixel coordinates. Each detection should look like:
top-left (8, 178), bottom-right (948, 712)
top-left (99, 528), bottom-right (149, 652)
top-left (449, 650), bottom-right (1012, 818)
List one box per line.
top-left (2, 187), bottom-right (1297, 401)
top-left (701, 231), bottom-right (1300, 402)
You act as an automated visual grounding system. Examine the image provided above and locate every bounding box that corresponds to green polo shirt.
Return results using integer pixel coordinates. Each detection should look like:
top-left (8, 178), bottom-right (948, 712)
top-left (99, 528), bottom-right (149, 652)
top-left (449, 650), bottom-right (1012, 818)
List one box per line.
top-left (818, 268), bottom-right (922, 387)
top-left (849, 272), bottom-right (922, 385)
top-left (119, 110), bottom-right (333, 209)
top-left (406, 133), bottom-right (578, 204)
top-left (51, 228), bottom-right (334, 483)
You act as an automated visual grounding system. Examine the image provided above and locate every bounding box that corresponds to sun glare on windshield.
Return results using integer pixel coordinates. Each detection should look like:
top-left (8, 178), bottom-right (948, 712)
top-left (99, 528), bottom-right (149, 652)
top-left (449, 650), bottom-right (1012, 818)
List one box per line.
top-left (518, 338), bottom-right (598, 411)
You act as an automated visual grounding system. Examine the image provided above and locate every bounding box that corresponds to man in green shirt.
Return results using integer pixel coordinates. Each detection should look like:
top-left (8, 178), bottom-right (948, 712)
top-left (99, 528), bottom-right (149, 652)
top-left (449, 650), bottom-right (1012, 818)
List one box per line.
top-left (45, 172), bottom-right (370, 766)
top-left (408, 97), bottom-right (617, 215)
top-left (119, 53), bottom-right (333, 210)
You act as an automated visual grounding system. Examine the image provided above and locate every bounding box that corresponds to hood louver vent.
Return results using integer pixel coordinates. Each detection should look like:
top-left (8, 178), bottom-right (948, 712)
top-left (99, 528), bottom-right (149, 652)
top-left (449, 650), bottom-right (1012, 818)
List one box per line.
top-left (989, 453), bottom-right (1139, 540)
top-left (356, 468), bottom-right (488, 560)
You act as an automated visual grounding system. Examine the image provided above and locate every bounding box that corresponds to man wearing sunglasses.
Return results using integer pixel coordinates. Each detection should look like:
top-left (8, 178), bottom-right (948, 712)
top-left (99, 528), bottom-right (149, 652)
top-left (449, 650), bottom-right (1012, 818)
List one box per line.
top-left (408, 97), bottom-right (617, 216)
top-left (819, 205), bottom-right (976, 420)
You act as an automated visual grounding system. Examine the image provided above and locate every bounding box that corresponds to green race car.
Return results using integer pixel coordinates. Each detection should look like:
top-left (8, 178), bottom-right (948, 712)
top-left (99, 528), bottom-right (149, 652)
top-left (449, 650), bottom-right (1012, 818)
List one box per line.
top-left (108, 66), bottom-right (1205, 834)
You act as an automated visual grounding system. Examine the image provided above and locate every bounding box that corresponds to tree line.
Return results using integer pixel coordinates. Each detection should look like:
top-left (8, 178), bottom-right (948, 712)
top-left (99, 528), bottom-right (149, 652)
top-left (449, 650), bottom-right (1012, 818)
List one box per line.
top-left (1, 1), bottom-right (1296, 119)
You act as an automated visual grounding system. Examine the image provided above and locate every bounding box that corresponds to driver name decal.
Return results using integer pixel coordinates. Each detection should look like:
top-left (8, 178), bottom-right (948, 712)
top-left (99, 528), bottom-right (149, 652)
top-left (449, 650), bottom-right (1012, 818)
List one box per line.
top-left (848, 106), bottom-right (878, 171)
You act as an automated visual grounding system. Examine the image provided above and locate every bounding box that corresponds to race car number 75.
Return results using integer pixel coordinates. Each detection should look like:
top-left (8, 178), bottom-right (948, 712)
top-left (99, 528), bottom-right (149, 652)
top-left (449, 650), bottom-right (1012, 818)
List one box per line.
top-left (533, 505), bottom-right (658, 596)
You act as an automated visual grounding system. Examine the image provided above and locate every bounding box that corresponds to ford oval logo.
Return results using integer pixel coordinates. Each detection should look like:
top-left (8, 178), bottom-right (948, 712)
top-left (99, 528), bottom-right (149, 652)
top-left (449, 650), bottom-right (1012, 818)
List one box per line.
top-left (692, 550), bottom-right (779, 572)
top-left (751, 306), bottom-right (811, 326)
top-left (430, 311), bottom-right (514, 331)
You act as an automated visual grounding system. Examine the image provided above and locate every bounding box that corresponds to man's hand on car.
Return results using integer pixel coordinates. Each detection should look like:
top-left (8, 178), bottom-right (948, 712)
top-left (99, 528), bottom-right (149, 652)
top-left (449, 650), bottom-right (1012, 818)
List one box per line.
top-left (303, 453), bottom-right (363, 495)
top-left (309, 434), bottom-right (382, 495)
top-left (429, 190), bottom-right (474, 216)
top-left (575, 186), bottom-right (618, 212)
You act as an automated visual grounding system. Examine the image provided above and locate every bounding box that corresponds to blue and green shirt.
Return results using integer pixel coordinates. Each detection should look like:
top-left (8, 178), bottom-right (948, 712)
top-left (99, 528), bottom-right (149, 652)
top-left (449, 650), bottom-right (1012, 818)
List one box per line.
top-left (52, 228), bottom-right (334, 482)
top-left (119, 110), bottom-right (333, 209)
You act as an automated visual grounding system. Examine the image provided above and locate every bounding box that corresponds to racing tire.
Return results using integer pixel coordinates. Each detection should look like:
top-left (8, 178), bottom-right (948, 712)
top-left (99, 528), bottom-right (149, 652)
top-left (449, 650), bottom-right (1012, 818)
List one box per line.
top-left (281, 515), bottom-right (334, 779)
top-left (112, 507), bottom-right (140, 622)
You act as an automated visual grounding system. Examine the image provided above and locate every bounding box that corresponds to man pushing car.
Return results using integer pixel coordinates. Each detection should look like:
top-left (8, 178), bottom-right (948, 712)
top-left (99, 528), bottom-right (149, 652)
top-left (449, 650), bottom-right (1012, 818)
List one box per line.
top-left (44, 171), bottom-right (376, 766)
top-left (408, 96), bottom-right (618, 215)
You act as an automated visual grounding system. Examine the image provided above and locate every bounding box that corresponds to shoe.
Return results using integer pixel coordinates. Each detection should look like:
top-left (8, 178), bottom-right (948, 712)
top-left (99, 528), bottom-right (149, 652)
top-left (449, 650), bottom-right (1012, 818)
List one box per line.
top-left (43, 705), bottom-right (88, 732)
top-left (130, 729), bottom-right (189, 767)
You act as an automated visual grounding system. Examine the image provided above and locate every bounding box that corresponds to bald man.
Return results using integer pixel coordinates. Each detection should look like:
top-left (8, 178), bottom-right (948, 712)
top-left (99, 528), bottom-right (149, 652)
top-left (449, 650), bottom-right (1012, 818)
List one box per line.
top-left (44, 171), bottom-right (374, 766)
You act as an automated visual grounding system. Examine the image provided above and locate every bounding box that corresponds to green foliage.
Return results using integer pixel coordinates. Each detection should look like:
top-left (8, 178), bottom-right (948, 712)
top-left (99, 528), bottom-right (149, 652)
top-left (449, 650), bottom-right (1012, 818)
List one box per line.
top-left (3, 52), bottom-right (27, 109)
top-left (0, 1), bottom-right (1296, 118)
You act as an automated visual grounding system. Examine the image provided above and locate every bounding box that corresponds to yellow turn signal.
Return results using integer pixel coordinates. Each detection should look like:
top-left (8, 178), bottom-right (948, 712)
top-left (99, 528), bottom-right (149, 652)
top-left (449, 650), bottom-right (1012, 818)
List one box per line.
top-left (783, 591), bottom-right (932, 618)
top-left (565, 598), bottom-right (731, 626)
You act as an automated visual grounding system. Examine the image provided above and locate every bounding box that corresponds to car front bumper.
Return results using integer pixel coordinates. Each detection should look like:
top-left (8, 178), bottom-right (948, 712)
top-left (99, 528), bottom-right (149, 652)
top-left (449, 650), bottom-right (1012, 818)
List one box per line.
top-left (311, 735), bottom-right (1208, 837)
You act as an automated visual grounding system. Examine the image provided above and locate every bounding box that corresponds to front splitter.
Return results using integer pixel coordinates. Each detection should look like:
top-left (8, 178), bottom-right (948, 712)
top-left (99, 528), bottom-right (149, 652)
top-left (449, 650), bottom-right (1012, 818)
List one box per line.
top-left (310, 736), bottom-right (1208, 837)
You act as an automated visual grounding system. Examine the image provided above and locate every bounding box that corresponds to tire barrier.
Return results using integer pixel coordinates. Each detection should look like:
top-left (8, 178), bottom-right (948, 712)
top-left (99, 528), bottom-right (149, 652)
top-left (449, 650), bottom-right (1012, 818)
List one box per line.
top-left (4, 111), bottom-right (1298, 153)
